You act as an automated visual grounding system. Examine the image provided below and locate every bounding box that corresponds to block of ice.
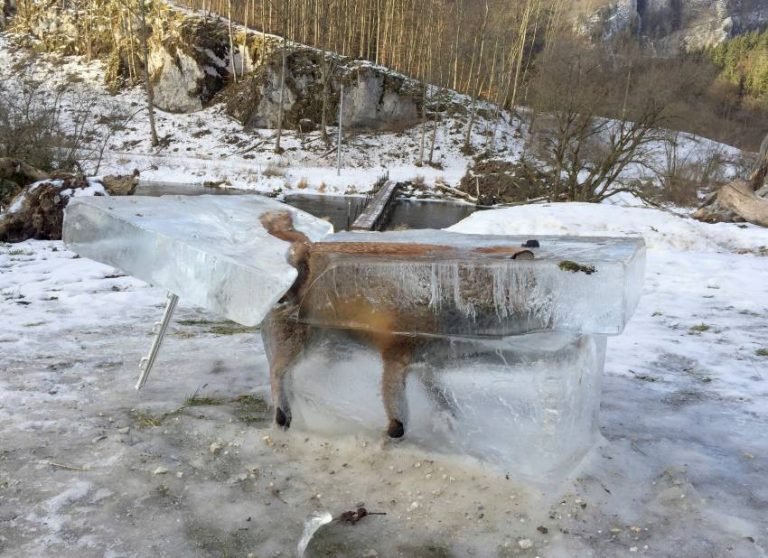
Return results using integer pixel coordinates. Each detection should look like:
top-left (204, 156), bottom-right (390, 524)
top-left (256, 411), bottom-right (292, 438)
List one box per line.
top-left (299, 230), bottom-right (645, 337)
top-left (288, 329), bottom-right (606, 480)
top-left (63, 195), bottom-right (333, 326)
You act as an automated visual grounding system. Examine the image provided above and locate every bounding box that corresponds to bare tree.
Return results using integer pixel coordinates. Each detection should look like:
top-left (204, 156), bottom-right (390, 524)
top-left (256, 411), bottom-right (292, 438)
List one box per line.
top-left (527, 37), bottom-right (675, 202)
top-left (228, 0), bottom-right (238, 82)
top-left (462, 0), bottom-right (489, 154)
top-left (135, 0), bottom-right (159, 147)
top-left (274, 35), bottom-right (287, 153)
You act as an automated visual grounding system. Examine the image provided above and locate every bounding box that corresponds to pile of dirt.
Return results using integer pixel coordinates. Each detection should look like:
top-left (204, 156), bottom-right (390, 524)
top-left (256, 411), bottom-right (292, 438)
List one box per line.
top-left (0, 179), bottom-right (82, 242)
top-left (0, 170), bottom-right (138, 242)
top-left (459, 159), bottom-right (547, 206)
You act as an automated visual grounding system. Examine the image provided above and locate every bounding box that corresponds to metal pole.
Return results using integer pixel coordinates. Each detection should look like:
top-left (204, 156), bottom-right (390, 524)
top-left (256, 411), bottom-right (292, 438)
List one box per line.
top-left (136, 291), bottom-right (179, 390)
top-left (337, 83), bottom-right (344, 176)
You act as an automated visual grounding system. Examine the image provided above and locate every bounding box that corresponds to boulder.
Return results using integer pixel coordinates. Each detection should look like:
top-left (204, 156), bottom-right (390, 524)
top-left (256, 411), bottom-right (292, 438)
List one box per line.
top-left (149, 45), bottom-right (207, 113)
top-left (148, 18), bottom-right (233, 113)
top-left (225, 48), bottom-right (423, 132)
top-left (342, 64), bottom-right (421, 131)
top-left (101, 170), bottom-right (139, 196)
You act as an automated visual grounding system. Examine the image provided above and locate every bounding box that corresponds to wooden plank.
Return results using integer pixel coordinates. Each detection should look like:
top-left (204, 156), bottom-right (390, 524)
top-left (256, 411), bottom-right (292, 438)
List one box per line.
top-left (351, 181), bottom-right (400, 231)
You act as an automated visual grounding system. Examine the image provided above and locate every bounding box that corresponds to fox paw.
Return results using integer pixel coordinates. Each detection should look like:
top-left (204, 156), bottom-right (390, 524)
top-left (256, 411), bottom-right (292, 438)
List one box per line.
top-left (386, 419), bottom-right (405, 439)
top-left (275, 407), bottom-right (292, 429)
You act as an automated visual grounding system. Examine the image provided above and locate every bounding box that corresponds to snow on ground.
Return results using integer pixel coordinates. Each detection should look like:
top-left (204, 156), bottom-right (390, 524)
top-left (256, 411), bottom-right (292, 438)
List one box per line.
top-left (0, 31), bottom-right (520, 197)
top-left (2, 202), bottom-right (767, 557)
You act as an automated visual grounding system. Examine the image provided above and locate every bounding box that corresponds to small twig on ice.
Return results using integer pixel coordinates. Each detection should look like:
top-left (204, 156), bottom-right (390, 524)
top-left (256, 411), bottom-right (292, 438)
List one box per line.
top-left (335, 507), bottom-right (386, 525)
top-left (45, 461), bottom-right (88, 472)
top-left (270, 487), bottom-right (288, 504)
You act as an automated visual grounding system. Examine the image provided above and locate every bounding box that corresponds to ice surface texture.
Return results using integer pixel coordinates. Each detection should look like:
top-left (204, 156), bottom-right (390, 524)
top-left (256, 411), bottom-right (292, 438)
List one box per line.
top-left (300, 230), bottom-right (645, 337)
top-left (63, 195), bottom-right (332, 326)
top-left (289, 329), bottom-right (607, 480)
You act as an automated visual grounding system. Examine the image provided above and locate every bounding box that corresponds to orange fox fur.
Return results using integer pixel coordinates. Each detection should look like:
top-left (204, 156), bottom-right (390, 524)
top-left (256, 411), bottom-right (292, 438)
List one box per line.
top-left (259, 210), bottom-right (532, 438)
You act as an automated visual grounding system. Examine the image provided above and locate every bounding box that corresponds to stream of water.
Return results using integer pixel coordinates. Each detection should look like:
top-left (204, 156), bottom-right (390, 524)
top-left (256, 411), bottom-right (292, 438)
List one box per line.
top-left (135, 183), bottom-right (478, 231)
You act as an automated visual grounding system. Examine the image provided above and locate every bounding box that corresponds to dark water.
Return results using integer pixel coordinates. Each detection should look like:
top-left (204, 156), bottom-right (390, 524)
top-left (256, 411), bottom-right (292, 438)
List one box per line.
top-left (135, 183), bottom-right (477, 231)
top-left (283, 194), bottom-right (368, 231)
top-left (136, 183), bottom-right (243, 196)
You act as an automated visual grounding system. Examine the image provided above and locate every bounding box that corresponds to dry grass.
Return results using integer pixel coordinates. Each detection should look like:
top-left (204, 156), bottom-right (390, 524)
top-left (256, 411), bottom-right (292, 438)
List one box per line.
top-left (262, 163), bottom-right (285, 178)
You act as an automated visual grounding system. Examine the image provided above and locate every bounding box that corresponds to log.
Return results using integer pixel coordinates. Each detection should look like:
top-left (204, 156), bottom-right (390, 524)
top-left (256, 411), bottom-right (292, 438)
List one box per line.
top-left (435, 182), bottom-right (477, 202)
top-left (715, 179), bottom-right (768, 227)
top-left (0, 158), bottom-right (49, 184)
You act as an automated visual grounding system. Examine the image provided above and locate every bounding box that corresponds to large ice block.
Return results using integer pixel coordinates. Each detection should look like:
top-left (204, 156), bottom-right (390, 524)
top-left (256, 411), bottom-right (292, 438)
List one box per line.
top-left (299, 230), bottom-right (645, 337)
top-left (289, 329), bottom-right (606, 480)
top-left (63, 195), bottom-right (333, 326)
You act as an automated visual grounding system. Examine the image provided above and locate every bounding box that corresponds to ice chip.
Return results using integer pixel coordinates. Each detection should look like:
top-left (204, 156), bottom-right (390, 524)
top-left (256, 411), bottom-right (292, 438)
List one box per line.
top-left (297, 511), bottom-right (333, 557)
top-left (63, 195), bottom-right (333, 326)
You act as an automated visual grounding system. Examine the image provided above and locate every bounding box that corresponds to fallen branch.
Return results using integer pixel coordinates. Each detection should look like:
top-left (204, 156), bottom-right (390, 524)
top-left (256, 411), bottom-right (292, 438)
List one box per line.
top-left (0, 158), bottom-right (49, 184)
top-left (335, 507), bottom-right (386, 525)
top-left (45, 461), bottom-right (88, 471)
top-left (435, 182), bottom-right (477, 202)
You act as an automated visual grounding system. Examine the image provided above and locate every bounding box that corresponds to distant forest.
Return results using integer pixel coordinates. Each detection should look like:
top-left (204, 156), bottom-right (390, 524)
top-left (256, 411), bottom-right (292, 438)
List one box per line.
top-left (175, 0), bottom-right (768, 150)
top-left (174, 0), bottom-right (559, 109)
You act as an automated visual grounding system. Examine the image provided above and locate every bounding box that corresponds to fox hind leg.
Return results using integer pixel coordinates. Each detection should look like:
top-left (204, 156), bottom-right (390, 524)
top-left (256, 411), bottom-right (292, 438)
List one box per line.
top-left (380, 339), bottom-right (416, 439)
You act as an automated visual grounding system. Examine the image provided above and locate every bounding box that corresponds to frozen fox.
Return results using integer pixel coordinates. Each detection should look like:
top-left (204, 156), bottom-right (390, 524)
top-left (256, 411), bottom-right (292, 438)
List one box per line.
top-left (259, 210), bottom-right (533, 439)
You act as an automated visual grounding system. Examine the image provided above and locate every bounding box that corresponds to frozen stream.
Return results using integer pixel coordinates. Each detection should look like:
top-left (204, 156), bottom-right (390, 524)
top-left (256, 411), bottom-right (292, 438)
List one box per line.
top-left (1, 203), bottom-right (767, 557)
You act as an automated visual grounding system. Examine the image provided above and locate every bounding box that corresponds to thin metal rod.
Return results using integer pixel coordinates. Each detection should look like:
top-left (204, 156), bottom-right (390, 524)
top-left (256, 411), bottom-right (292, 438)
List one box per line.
top-left (337, 83), bottom-right (344, 176)
top-left (136, 292), bottom-right (179, 390)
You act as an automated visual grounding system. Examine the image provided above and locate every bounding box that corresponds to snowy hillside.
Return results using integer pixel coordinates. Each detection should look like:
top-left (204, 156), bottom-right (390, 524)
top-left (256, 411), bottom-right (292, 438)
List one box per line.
top-left (0, 31), bottom-right (746, 202)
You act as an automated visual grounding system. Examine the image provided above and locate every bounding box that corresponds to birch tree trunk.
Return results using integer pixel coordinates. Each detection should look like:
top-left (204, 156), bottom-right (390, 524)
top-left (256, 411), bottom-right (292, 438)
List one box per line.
top-left (274, 37), bottom-right (287, 153)
top-left (137, 0), bottom-right (159, 147)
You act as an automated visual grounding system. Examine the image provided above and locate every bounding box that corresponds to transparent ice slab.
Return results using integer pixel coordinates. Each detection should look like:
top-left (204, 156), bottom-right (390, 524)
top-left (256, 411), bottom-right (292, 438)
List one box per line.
top-left (289, 329), bottom-right (607, 480)
top-left (63, 195), bottom-right (333, 326)
top-left (299, 230), bottom-right (645, 337)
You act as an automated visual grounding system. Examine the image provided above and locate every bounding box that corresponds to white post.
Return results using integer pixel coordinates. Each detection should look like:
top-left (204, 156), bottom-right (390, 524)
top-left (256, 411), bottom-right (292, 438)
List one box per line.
top-left (136, 291), bottom-right (179, 390)
top-left (337, 83), bottom-right (344, 176)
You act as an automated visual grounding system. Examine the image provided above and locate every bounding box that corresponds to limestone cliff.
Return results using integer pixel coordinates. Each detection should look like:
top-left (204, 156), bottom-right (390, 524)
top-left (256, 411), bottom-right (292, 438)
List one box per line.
top-left (580, 0), bottom-right (768, 53)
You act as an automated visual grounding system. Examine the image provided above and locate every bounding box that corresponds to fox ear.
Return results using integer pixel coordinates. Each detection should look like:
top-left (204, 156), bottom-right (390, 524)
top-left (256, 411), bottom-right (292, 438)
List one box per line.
top-left (260, 210), bottom-right (294, 235)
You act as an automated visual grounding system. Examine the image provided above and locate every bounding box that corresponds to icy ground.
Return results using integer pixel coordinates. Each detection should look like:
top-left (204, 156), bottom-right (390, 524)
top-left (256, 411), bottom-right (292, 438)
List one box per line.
top-left (2, 203), bottom-right (767, 557)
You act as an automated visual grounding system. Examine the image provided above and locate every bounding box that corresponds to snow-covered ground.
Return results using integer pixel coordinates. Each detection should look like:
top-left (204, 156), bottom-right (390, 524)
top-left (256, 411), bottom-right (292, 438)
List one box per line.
top-left (2, 202), bottom-right (767, 557)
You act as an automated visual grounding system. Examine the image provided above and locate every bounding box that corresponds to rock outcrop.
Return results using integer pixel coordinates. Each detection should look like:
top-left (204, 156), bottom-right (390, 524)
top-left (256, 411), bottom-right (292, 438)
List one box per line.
top-left (580, 0), bottom-right (768, 53)
top-left (225, 48), bottom-right (423, 132)
top-left (146, 17), bottom-right (278, 113)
